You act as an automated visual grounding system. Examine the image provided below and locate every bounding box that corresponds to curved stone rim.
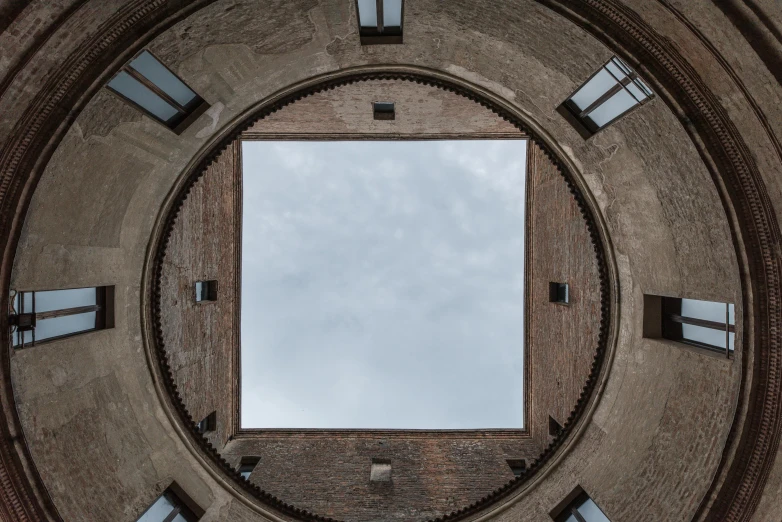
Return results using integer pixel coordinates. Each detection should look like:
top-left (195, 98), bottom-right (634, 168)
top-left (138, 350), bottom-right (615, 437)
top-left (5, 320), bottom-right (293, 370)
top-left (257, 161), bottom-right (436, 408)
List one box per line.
top-left (148, 67), bottom-right (614, 522)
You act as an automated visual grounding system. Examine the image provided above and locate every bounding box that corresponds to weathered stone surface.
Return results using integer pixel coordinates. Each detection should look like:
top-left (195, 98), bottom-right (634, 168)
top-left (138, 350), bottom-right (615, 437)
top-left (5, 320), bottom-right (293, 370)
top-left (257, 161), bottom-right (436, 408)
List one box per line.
top-left (1, 0), bottom-right (778, 521)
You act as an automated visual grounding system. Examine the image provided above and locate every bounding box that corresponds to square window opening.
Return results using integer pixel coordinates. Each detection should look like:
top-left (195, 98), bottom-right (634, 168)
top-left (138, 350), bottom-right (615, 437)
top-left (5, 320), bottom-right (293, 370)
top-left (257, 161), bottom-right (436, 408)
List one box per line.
top-left (195, 280), bottom-right (218, 302)
top-left (238, 457), bottom-right (260, 480)
top-left (136, 483), bottom-right (203, 522)
top-left (549, 282), bottom-right (569, 304)
top-left (558, 56), bottom-right (653, 138)
top-left (357, 0), bottom-right (404, 45)
top-left (373, 101), bottom-right (396, 120)
top-left (507, 459), bottom-right (527, 477)
top-left (550, 486), bottom-right (611, 522)
top-left (196, 411), bottom-right (217, 434)
top-left (107, 50), bottom-right (208, 134)
top-left (370, 459), bottom-right (392, 482)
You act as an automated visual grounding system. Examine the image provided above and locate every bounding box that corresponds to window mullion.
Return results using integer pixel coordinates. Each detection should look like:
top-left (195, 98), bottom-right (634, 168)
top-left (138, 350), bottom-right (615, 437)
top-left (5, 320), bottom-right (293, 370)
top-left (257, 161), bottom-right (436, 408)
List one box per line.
top-left (125, 67), bottom-right (187, 115)
top-left (571, 508), bottom-right (588, 522)
top-left (35, 304), bottom-right (101, 321)
top-left (161, 505), bottom-right (182, 522)
top-left (376, 0), bottom-right (384, 32)
top-left (580, 82), bottom-right (622, 118)
top-left (666, 313), bottom-right (735, 333)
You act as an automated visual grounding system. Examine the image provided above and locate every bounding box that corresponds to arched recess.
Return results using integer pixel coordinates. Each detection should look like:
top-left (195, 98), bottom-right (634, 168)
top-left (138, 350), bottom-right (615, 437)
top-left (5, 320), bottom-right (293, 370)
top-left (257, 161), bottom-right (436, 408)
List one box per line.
top-left (0, 1), bottom-right (777, 522)
top-left (143, 65), bottom-right (617, 521)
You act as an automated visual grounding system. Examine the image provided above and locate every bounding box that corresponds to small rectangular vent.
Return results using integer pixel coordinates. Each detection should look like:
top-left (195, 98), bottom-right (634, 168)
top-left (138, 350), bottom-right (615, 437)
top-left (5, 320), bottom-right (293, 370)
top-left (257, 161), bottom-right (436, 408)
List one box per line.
top-left (195, 280), bottom-right (218, 302)
top-left (197, 411), bottom-right (216, 434)
top-left (370, 458), bottom-right (392, 482)
top-left (549, 415), bottom-right (563, 437)
top-left (506, 459), bottom-right (527, 477)
top-left (238, 457), bottom-right (260, 480)
top-left (549, 282), bottom-right (569, 304)
top-left (373, 102), bottom-right (396, 120)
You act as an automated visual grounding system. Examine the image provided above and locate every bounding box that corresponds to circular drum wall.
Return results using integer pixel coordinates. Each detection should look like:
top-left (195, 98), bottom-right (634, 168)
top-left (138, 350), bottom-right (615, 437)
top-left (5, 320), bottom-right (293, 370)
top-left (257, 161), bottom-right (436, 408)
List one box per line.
top-left (0, 1), bottom-right (779, 522)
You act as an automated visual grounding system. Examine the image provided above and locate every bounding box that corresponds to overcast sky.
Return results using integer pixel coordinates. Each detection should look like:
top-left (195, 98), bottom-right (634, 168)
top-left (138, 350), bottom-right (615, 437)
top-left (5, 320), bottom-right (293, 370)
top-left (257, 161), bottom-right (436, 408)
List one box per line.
top-left (240, 140), bottom-right (527, 429)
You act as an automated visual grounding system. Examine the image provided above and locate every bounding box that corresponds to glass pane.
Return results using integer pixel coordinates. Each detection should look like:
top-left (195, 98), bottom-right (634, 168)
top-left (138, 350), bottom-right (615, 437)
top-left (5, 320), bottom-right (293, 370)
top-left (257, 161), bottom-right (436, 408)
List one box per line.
top-left (108, 71), bottom-right (179, 123)
top-left (605, 60), bottom-right (630, 83)
top-left (624, 81), bottom-right (648, 103)
top-left (240, 470), bottom-right (252, 479)
top-left (564, 516), bottom-right (578, 522)
top-left (34, 288), bottom-right (96, 313)
top-left (195, 282), bottom-right (204, 302)
top-left (172, 514), bottom-right (189, 522)
top-left (357, 0), bottom-right (378, 27)
top-left (384, 0), bottom-right (403, 27)
top-left (137, 492), bottom-right (176, 521)
top-left (634, 77), bottom-right (653, 97)
top-left (569, 69), bottom-right (618, 111)
top-left (129, 51), bottom-right (198, 108)
top-left (587, 88), bottom-right (638, 128)
top-left (576, 498), bottom-right (611, 522)
top-left (35, 312), bottom-right (96, 342)
top-left (681, 298), bottom-right (733, 324)
top-left (682, 324), bottom-right (734, 351)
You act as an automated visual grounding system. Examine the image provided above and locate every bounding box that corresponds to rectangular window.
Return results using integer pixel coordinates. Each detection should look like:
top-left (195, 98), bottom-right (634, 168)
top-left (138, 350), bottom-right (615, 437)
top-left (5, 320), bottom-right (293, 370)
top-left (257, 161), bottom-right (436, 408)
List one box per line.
top-left (558, 57), bottom-right (653, 138)
top-left (549, 282), bottom-right (569, 304)
top-left (373, 101), bottom-right (396, 120)
top-left (107, 50), bottom-right (208, 134)
top-left (196, 411), bottom-right (216, 434)
top-left (551, 487), bottom-right (611, 522)
top-left (357, 0), bottom-right (404, 45)
top-left (644, 295), bottom-right (735, 355)
top-left (507, 459), bottom-right (527, 477)
top-left (238, 457), bottom-right (260, 480)
top-left (194, 280), bottom-right (218, 303)
top-left (136, 483), bottom-right (203, 522)
top-left (11, 286), bottom-right (115, 348)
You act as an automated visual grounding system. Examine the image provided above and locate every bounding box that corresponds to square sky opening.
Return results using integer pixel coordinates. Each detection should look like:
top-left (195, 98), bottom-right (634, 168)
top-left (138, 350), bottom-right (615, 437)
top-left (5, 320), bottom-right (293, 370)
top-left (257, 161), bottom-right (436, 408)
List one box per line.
top-left (240, 139), bottom-right (527, 429)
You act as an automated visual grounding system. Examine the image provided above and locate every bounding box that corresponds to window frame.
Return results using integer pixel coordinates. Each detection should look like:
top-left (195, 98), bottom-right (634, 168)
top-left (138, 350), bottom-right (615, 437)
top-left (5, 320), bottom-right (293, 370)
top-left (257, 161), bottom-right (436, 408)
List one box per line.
top-left (194, 280), bottom-right (218, 303)
top-left (106, 49), bottom-right (209, 134)
top-left (355, 0), bottom-right (404, 45)
top-left (11, 286), bottom-right (115, 348)
top-left (196, 411), bottom-right (217, 434)
top-left (373, 101), bottom-right (396, 120)
top-left (549, 282), bottom-right (569, 305)
top-left (550, 486), bottom-right (610, 522)
top-left (135, 483), bottom-right (203, 522)
top-left (660, 296), bottom-right (734, 356)
top-left (558, 56), bottom-right (654, 139)
top-left (506, 459), bottom-right (527, 477)
top-left (238, 456), bottom-right (261, 480)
